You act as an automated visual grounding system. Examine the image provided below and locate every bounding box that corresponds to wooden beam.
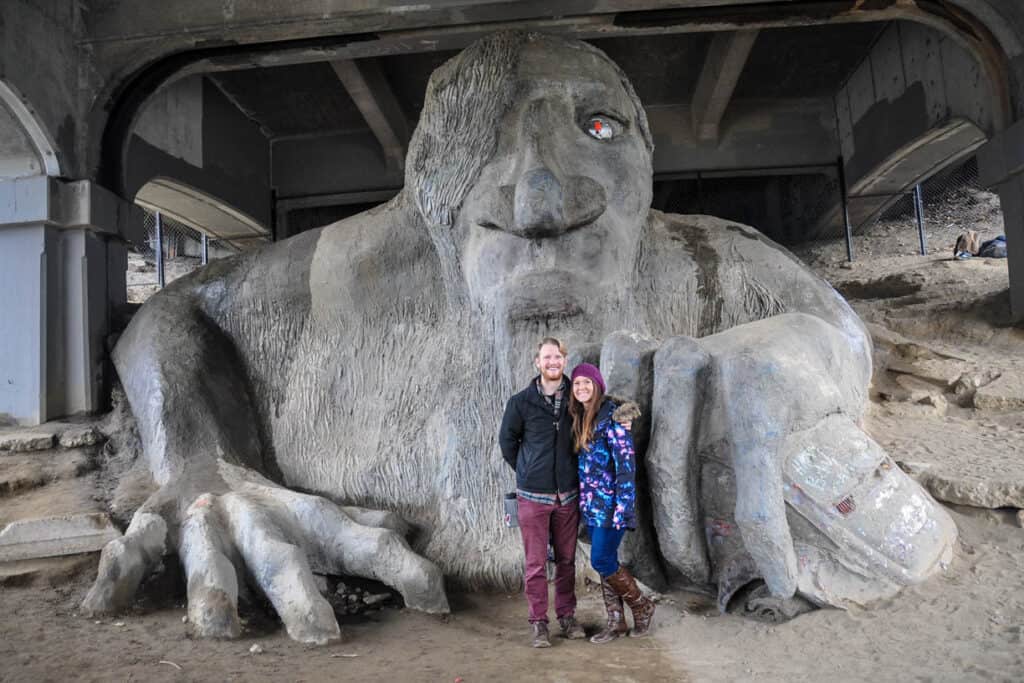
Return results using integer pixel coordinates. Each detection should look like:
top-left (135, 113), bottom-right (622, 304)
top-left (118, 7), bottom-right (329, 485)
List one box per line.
top-left (691, 29), bottom-right (759, 143)
top-left (330, 58), bottom-right (409, 171)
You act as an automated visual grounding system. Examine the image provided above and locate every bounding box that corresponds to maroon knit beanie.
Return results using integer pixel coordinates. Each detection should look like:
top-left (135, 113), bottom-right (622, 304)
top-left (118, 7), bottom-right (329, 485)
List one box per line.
top-left (570, 363), bottom-right (606, 395)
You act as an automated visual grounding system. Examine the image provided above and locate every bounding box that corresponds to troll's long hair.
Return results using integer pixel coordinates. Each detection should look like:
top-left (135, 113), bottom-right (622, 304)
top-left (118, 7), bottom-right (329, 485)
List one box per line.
top-left (569, 381), bottom-right (606, 453)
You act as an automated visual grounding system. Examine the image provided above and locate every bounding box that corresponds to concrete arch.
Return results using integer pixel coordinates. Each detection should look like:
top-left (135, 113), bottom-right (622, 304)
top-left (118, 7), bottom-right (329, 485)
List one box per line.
top-left (821, 118), bottom-right (988, 235)
top-left (810, 19), bottom-right (999, 236)
top-left (133, 177), bottom-right (269, 251)
top-left (85, 1), bottom-right (1019, 203)
top-left (0, 80), bottom-right (62, 178)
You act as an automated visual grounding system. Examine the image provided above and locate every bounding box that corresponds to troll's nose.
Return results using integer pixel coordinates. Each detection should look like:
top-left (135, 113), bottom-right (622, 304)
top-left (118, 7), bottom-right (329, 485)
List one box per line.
top-left (512, 167), bottom-right (567, 238)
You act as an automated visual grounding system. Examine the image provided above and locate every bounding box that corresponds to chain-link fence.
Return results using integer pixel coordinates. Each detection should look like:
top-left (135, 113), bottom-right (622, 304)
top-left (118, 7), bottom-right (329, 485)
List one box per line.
top-left (653, 155), bottom-right (1003, 265)
top-left (793, 155), bottom-right (1005, 264)
top-left (857, 157), bottom-right (1003, 258)
top-left (703, 154), bottom-right (1009, 266)
top-left (127, 210), bottom-right (237, 303)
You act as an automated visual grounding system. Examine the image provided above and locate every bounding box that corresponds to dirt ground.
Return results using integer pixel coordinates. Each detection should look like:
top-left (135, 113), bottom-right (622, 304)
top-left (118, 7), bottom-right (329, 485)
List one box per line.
top-left (3, 190), bottom-right (1024, 682)
top-left (0, 573), bottom-right (688, 683)
top-left (2, 510), bottom-right (1021, 682)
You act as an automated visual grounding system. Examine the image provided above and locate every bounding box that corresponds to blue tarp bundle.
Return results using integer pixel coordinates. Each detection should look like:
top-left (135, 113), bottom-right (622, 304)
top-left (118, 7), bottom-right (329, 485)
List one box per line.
top-left (978, 235), bottom-right (1007, 258)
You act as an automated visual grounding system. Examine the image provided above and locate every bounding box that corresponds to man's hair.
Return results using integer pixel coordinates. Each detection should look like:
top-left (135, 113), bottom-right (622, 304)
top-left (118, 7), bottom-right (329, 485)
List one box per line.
top-left (405, 31), bottom-right (653, 228)
top-left (535, 336), bottom-right (568, 359)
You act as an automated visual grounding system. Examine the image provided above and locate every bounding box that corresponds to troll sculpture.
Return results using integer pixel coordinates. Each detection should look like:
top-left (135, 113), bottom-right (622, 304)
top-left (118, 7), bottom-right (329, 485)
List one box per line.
top-left (83, 32), bottom-right (956, 643)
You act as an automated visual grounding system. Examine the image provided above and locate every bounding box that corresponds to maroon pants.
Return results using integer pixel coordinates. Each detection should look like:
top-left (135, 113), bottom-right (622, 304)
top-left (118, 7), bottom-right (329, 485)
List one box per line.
top-left (517, 497), bottom-right (579, 623)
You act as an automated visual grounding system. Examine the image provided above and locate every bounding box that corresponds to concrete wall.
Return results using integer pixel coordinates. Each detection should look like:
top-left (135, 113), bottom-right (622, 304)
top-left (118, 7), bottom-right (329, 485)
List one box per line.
top-left (650, 98), bottom-right (838, 173)
top-left (126, 77), bottom-right (271, 232)
top-left (819, 21), bottom-right (995, 234)
top-left (272, 130), bottom-right (402, 199)
top-left (656, 172), bottom-right (838, 245)
top-left (0, 0), bottom-right (81, 177)
top-left (952, 0), bottom-right (1024, 120)
top-left (134, 77), bottom-right (204, 168)
top-left (837, 21), bottom-right (995, 186)
top-left (0, 102), bottom-right (46, 178)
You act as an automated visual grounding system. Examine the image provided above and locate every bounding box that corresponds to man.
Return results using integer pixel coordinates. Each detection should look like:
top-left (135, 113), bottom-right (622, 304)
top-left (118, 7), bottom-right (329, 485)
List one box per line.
top-left (499, 337), bottom-right (586, 647)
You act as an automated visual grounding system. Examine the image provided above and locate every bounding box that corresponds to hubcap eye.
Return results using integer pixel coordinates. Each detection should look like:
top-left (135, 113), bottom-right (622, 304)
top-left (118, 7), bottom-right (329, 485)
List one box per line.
top-left (585, 116), bottom-right (616, 140)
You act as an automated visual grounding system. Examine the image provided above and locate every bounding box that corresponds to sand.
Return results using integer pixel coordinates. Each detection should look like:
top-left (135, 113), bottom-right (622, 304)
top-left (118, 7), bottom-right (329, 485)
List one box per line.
top-left (1, 509), bottom-right (1021, 682)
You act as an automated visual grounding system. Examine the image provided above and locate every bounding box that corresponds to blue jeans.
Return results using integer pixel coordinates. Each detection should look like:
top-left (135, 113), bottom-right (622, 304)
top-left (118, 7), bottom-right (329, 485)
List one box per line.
top-left (589, 526), bottom-right (626, 578)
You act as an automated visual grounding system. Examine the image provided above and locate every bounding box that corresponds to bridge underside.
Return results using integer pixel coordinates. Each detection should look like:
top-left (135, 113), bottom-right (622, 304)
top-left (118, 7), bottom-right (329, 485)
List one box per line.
top-left (2, 0), bottom-right (1024, 423)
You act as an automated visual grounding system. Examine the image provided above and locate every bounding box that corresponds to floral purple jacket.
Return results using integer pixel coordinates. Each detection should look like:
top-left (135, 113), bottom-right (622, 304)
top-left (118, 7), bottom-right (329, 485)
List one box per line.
top-left (578, 399), bottom-right (637, 530)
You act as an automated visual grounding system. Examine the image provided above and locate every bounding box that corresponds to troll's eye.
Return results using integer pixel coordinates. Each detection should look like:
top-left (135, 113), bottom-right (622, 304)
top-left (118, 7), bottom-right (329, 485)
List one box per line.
top-left (585, 116), bottom-right (616, 140)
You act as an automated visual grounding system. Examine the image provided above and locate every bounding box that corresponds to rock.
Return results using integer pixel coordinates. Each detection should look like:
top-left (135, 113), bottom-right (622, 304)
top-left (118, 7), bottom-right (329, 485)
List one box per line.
top-left (919, 393), bottom-right (948, 414)
top-left (974, 373), bottom-right (1024, 412)
top-left (943, 503), bottom-right (1021, 527)
top-left (0, 513), bottom-right (122, 562)
top-left (917, 470), bottom-right (1024, 509)
top-left (953, 374), bottom-right (979, 405)
top-left (893, 374), bottom-right (945, 402)
top-left (249, 644), bottom-right (264, 655)
top-left (313, 574), bottom-right (329, 594)
top-left (0, 554), bottom-right (97, 587)
top-left (866, 322), bottom-right (914, 350)
top-left (953, 370), bottom-right (1001, 406)
top-left (1018, 510), bottom-right (1024, 529)
top-left (886, 358), bottom-right (970, 387)
top-left (335, 582), bottom-right (348, 595)
top-left (866, 323), bottom-right (963, 362)
top-left (347, 594), bottom-right (359, 604)
top-left (0, 450), bottom-right (96, 497)
top-left (0, 431), bottom-right (55, 453)
top-left (58, 426), bottom-right (102, 449)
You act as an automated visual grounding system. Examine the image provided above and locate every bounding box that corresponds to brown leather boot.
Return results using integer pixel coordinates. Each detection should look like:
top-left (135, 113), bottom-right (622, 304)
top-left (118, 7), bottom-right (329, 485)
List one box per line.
top-left (606, 567), bottom-right (656, 637)
top-left (589, 580), bottom-right (628, 644)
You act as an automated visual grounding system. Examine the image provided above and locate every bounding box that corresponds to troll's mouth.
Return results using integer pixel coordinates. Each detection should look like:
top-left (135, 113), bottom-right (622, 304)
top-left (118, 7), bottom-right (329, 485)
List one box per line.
top-left (501, 270), bottom-right (587, 321)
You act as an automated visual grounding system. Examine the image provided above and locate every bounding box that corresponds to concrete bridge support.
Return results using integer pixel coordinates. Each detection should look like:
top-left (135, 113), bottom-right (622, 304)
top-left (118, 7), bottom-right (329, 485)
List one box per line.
top-left (0, 76), bottom-right (140, 425)
top-left (979, 119), bottom-right (1024, 319)
top-left (0, 176), bottom-right (140, 425)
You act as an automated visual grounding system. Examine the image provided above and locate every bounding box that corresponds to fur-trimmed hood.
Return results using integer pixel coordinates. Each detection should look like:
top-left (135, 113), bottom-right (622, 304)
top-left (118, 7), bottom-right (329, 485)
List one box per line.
top-left (607, 393), bottom-right (642, 425)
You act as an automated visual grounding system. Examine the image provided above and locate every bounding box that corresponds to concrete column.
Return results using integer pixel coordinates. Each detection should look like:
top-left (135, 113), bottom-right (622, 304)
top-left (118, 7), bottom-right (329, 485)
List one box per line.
top-left (977, 120), bottom-right (1024, 321)
top-left (0, 175), bottom-right (138, 425)
top-left (991, 173), bottom-right (1024, 319)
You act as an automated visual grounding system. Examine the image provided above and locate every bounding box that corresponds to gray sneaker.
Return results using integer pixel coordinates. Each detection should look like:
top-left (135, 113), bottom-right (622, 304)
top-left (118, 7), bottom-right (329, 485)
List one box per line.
top-left (558, 616), bottom-right (586, 640)
top-left (531, 621), bottom-right (552, 648)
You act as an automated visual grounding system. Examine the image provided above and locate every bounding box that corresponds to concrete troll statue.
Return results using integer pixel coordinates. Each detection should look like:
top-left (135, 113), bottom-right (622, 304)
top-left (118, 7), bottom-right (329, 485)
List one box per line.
top-left (82, 32), bottom-right (956, 643)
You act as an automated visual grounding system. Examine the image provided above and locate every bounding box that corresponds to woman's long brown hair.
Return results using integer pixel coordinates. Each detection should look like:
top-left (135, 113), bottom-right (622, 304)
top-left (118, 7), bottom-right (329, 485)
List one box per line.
top-left (569, 381), bottom-right (605, 452)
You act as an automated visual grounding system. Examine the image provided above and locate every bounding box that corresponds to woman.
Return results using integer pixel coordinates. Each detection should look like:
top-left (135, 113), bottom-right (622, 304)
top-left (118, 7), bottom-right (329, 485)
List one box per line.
top-left (569, 363), bottom-right (655, 644)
